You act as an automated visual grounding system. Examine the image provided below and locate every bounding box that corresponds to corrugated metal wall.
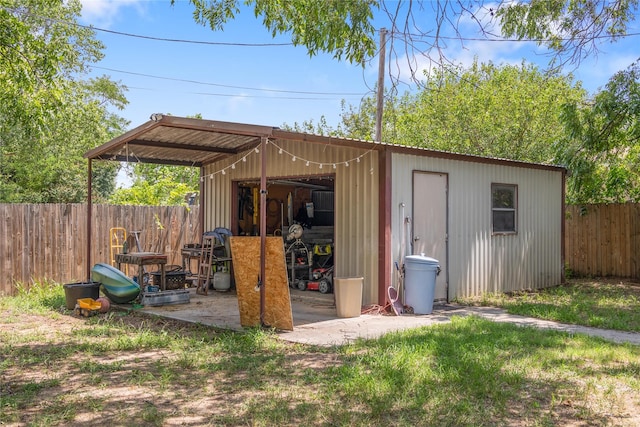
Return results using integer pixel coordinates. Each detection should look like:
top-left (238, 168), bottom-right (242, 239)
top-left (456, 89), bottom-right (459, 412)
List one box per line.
top-left (203, 139), bottom-right (380, 305)
top-left (391, 153), bottom-right (563, 299)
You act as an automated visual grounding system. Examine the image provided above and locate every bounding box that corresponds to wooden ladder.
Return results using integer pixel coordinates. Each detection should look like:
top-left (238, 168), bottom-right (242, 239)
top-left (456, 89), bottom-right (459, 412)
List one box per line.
top-left (196, 235), bottom-right (216, 295)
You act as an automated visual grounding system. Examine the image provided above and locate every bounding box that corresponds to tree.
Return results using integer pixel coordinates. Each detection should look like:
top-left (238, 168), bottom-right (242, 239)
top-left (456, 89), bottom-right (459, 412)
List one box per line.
top-left (334, 61), bottom-right (586, 164)
top-left (0, 0), bottom-right (128, 202)
top-left (180, 1), bottom-right (640, 88)
top-left (498, 0), bottom-right (638, 70)
top-left (110, 165), bottom-right (199, 206)
top-left (0, 0), bottom-right (103, 137)
top-left (558, 59), bottom-right (640, 203)
top-left (109, 176), bottom-right (196, 206)
top-left (177, 0), bottom-right (377, 65)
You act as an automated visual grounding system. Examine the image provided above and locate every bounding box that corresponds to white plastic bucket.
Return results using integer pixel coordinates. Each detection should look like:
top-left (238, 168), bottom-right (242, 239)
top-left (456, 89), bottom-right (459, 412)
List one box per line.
top-left (334, 277), bottom-right (363, 318)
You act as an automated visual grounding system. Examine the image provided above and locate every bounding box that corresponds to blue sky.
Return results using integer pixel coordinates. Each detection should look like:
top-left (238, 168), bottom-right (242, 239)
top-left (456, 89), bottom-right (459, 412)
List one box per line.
top-left (79, 0), bottom-right (640, 131)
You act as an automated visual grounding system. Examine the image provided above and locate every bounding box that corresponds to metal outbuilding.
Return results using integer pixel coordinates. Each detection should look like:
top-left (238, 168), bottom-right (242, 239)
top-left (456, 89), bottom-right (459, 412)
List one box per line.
top-left (85, 114), bottom-right (565, 308)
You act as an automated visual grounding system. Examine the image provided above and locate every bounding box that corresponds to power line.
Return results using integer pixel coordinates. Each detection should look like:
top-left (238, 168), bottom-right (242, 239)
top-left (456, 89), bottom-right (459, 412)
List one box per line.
top-left (126, 85), bottom-right (363, 100)
top-left (80, 15), bottom-right (640, 47)
top-left (81, 16), bottom-right (640, 48)
top-left (389, 29), bottom-right (640, 43)
top-left (81, 23), bottom-right (295, 47)
top-left (93, 66), bottom-right (367, 96)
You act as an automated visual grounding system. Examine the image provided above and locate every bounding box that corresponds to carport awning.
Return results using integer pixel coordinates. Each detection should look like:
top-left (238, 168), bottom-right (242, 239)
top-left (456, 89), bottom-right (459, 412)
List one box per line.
top-left (84, 114), bottom-right (382, 167)
top-left (84, 114), bottom-right (278, 167)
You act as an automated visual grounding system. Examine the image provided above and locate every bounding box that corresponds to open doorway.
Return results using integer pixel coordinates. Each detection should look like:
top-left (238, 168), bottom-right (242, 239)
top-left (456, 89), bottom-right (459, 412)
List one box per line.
top-left (232, 175), bottom-right (335, 294)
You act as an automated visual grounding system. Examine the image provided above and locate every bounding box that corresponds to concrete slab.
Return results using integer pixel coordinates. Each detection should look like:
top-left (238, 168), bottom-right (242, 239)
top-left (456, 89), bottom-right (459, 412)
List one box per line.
top-left (278, 311), bottom-right (453, 346)
top-left (130, 288), bottom-right (467, 345)
top-left (124, 288), bottom-right (640, 347)
top-left (131, 287), bottom-right (339, 331)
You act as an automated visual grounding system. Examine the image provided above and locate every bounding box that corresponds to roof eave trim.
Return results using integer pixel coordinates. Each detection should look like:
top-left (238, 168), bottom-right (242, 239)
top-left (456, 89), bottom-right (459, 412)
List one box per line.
top-left (154, 114), bottom-right (276, 138)
top-left (84, 119), bottom-right (161, 159)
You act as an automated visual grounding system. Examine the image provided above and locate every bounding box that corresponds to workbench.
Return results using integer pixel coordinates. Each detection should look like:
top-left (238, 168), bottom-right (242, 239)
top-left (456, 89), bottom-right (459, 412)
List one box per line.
top-left (115, 252), bottom-right (167, 291)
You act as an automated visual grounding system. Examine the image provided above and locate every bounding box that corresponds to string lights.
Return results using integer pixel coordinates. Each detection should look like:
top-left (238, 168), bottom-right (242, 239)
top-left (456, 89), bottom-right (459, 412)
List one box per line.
top-left (269, 140), bottom-right (372, 171)
top-left (122, 143), bottom-right (141, 164)
top-left (199, 139), bottom-right (375, 181)
top-left (200, 145), bottom-right (260, 182)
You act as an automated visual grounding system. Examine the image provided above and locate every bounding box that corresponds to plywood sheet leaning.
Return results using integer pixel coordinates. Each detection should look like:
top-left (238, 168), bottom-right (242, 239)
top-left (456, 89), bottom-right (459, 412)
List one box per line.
top-left (229, 236), bottom-right (293, 330)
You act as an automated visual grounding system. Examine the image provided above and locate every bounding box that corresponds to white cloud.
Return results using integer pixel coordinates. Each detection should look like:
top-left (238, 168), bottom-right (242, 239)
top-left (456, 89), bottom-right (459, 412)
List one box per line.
top-left (379, 1), bottom-right (547, 86)
top-left (79, 0), bottom-right (146, 28)
top-left (389, 35), bottom-right (539, 87)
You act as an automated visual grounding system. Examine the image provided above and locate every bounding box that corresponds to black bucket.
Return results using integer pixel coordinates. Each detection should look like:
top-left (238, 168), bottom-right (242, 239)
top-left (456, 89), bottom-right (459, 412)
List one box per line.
top-left (63, 282), bottom-right (100, 310)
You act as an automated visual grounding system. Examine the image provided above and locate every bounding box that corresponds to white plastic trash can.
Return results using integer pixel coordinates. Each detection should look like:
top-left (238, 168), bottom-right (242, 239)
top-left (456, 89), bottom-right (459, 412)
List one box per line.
top-left (334, 277), bottom-right (363, 318)
top-left (404, 255), bottom-right (440, 314)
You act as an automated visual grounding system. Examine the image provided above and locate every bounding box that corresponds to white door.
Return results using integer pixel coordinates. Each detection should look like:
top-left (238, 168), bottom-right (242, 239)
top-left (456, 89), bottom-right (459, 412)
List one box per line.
top-left (412, 171), bottom-right (448, 301)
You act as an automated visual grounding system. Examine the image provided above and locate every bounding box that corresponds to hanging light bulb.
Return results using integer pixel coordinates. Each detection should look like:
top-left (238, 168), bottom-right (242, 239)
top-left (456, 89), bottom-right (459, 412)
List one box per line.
top-left (209, 175), bottom-right (214, 180)
top-left (255, 147), bottom-right (259, 153)
top-left (292, 156), bottom-right (296, 162)
top-left (357, 157), bottom-right (361, 163)
top-left (278, 148), bottom-right (283, 154)
top-left (222, 169), bottom-right (226, 175)
top-left (333, 163), bottom-right (336, 169)
top-left (305, 161), bottom-right (310, 166)
top-left (319, 164), bottom-right (323, 169)
top-left (231, 164), bottom-right (236, 169)
top-left (345, 162), bottom-right (349, 167)
top-left (242, 156), bottom-right (247, 162)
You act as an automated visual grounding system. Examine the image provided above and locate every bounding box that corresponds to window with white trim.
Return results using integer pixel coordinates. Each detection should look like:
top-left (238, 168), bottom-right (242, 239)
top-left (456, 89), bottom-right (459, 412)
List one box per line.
top-left (492, 183), bottom-right (517, 233)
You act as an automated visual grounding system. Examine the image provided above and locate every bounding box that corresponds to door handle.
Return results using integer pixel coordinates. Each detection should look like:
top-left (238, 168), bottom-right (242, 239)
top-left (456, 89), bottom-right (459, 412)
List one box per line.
top-left (413, 236), bottom-right (420, 242)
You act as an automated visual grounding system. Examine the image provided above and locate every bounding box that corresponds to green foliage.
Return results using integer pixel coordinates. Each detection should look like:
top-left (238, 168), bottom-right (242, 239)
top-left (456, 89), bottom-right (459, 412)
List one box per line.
top-left (132, 164), bottom-right (200, 189)
top-left (110, 173), bottom-right (197, 206)
top-left (2, 280), bottom-right (67, 313)
top-left (558, 59), bottom-right (640, 203)
top-left (180, 0), bottom-right (378, 65)
top-left (497, 0), bottom-right (639, 66)
top-left (338, 61), bottom-right (586, 165)
top-left (0, 0), bottom-right (101, 136)
top-left (0, 0), bottom-right (129, 202)
top-left (279, 115), bottom-right (340, 136)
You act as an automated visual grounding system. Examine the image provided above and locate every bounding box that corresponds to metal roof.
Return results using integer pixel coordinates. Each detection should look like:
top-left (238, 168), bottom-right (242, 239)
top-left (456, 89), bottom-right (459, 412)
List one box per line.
top-left (84, 114), bottom-right (380, 167)
top-left (85, 113), bottom-right (565, 173)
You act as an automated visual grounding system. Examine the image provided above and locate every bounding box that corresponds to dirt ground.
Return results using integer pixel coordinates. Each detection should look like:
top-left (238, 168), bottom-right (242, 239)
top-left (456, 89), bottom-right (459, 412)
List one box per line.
top-left (0, 309), bottom-right (342, 426)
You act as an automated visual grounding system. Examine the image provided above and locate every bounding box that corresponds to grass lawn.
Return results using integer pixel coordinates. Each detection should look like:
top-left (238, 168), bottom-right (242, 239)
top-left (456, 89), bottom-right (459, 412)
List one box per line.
top-left (0, 279), bottom-right (639, 426)
top-left (455, 278), bottom-right (640, 332)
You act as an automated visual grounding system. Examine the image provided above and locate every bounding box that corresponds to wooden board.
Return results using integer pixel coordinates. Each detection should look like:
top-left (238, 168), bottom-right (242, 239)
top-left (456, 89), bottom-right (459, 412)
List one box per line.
top-left (229, 236), bottom-right (293, 331)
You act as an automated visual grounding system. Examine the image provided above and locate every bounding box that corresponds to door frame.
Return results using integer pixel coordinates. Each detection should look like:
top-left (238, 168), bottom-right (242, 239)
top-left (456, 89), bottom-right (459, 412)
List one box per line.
top-left (412, 170), bottom-right (449, 302)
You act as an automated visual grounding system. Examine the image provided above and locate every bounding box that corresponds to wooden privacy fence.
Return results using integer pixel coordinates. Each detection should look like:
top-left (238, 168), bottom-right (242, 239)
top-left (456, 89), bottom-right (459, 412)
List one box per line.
top-left (0, 204), bottom-right (201, 295)
top-left (2, 202), bottom-right (638, 295)
top-left (565, 203), bottom-right (640, 279)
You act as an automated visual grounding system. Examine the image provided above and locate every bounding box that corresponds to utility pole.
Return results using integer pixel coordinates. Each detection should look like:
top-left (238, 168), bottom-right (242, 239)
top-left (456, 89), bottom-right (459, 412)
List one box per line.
top-left (375, 28), bottom-right (387, 142)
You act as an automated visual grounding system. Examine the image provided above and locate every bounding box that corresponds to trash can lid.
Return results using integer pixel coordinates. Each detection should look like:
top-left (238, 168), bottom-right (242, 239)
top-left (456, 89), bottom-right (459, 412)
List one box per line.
top-left (405, 254), bottom-right (440, 266)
